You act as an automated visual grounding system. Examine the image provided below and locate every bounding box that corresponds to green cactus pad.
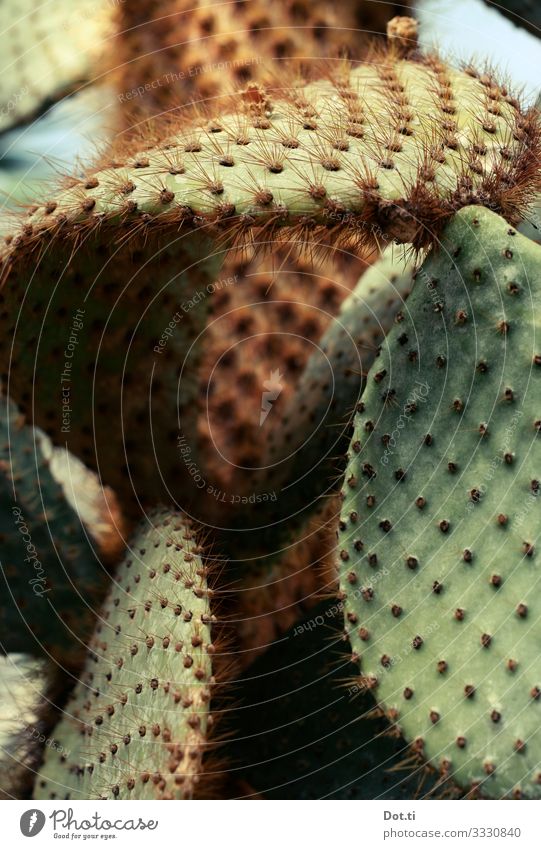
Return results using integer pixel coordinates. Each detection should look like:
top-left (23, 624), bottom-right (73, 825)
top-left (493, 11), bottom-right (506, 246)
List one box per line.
top-left (34, 507), bottom-right (215, 800)
top-left (0, 216), bottom-right (222, 514)
top-left (339, 206), bottom-right (541, 798)
top-left (13, 52), bottom-right (540, 247)
top-left (0, 395), bottom-right (105, 657)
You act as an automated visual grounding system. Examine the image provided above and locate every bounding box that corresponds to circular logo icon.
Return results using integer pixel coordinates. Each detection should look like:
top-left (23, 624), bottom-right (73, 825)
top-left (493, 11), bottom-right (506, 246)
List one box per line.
top-left (20, 810), bottom-right (46, 837)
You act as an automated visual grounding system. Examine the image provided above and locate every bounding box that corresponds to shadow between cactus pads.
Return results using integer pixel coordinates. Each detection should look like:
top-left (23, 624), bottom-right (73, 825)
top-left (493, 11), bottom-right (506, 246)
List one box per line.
top-left (339, 206), bottom-right (541, 798)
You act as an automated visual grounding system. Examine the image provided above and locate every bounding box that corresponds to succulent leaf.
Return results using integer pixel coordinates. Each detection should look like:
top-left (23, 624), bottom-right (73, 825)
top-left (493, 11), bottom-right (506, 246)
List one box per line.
top-left (340, 205), bottom-right (541, 798)
top-left (34, 507), bottom-right (215, 800)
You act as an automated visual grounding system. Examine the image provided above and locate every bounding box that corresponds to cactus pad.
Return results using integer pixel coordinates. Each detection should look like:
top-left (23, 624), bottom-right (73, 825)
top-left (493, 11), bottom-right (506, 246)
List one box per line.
top-left (264, 245), bottom-right (416, 527)
top-left (340, 206), bottom-right (541, 798)
top-left (226, 599), bottom-right (437, 798)
top-left (34, 507), bottom-right (215, 800)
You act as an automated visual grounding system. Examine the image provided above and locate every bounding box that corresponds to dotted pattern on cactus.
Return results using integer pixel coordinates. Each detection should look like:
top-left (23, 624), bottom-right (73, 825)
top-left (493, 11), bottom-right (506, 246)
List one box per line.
top-left (339, 206), bottom-right (541, 798)
top-left (2, 6), bottom-right (541, 805)
top-left (34, 508), bottom-right (215, 800)
top-left (2, 46), bottom-right (538, 516)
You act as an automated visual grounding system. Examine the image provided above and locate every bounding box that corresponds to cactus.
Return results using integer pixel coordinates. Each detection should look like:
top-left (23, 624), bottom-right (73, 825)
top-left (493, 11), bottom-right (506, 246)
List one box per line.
top-left (2, 47), bottom-right (537, 513)
top-left (195, 248), bottom-right (364, 523)
top-left (0, 395), bottom-right (107, 657)
top-left (0, 211), bottom-right (222, 513)
top-left (3, 7), bottom-right (541, 805)
top-left (222, 249), bottom-right (414, 666)
top-left (114, 1), bottom-right (411, 123)
top-left (0, 0), bottom-right (114, 133)
top-left (339, 205), bottom-right (541, 798)
top-left (34, 507), bottom-right (215, 800)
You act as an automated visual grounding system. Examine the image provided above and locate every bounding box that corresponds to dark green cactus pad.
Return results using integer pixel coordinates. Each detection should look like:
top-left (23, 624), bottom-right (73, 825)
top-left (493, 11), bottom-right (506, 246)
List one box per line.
top-left (34, 507), bottom-right (215, 800)
top-left (225, 599), bottom-right (437, 799)
top-left (483, 1), bottom-right (541, 38)
top-left (340, 206), bottom-right (541, 798)
top-left (0, 394), bottom-right (105, 657)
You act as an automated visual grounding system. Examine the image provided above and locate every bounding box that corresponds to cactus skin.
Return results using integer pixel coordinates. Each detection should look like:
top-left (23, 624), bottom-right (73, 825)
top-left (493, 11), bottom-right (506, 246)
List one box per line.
top-left (0, 214), bottom-right (222, 514)
top-left (226, 599), bottom-right (437, 799)
top-left (34, 507), bottom-right (215, 800)
top-left (39, 52), bottom-right (540, 249)
top-left (339, 206), bottom-right (541, 798)
top-left (222, 250), bottom-right (413, 664)
top-left (263, 245), bottom-right (416, 526)
top-left (0, 0), bottom-right (114, 133)
top-left (196, 248), bottom-right (364, 522)
top-left (0, 395), bottom-right (105, 657)
top-left (227, 495), bottom-right (340, 668)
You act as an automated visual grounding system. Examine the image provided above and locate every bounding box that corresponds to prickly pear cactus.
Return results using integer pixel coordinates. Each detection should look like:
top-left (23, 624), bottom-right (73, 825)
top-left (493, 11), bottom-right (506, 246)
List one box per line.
top-left (34, 508), bottom-right (215, 800)
top-left (114, 0), bottom-right (370, 121)
top-left (0, 395), bottom-right (105, 657)
top-left (483, 0), bottom-right (541, 38)
top-left (0, 209), bottom-right (222, 514)
top-left (339, 206), bottom-right (541, 798)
